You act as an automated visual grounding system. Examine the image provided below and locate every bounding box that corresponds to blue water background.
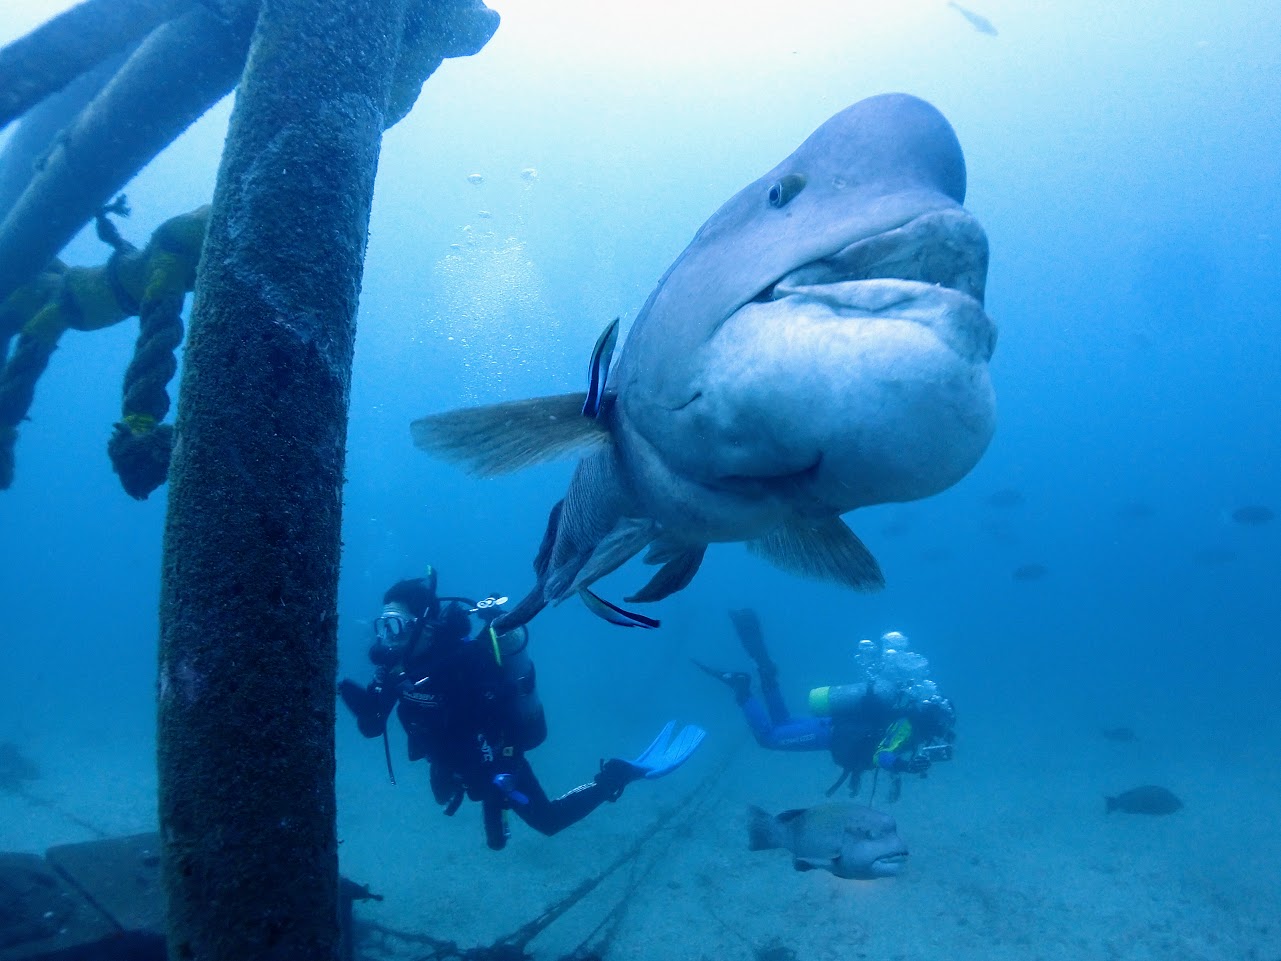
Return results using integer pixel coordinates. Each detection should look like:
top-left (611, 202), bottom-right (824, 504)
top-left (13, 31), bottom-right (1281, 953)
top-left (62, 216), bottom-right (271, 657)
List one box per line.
top-left (1, 0), bottom-right (1278, 917)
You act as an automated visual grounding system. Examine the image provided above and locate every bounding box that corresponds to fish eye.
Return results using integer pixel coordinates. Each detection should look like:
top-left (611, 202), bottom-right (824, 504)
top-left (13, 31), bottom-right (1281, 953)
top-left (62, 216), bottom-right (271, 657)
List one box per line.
top-left (767, 173), bottom-right (807, 208)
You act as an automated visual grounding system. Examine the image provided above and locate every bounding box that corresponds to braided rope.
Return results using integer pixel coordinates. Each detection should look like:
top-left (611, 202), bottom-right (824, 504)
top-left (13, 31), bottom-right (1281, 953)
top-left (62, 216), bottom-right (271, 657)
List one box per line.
top-left (0, 301), bottom-right (68, 488)
top-left (107, 255), bottom-right (186, 499)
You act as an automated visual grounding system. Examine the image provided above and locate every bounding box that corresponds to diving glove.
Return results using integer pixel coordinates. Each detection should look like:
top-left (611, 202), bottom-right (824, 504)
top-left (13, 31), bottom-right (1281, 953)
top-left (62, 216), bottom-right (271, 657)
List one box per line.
top-left (338, 678), bottom-right (390, 739)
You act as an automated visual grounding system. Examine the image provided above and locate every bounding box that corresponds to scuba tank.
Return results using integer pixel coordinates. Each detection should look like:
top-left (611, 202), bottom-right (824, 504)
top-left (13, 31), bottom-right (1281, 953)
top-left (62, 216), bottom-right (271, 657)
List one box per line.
top-left (808, 678), bottom-right (899, 717)
top-left (493, 623), bottom-right (547, 751)
top-left (473, 596), bottom-right (547, 752)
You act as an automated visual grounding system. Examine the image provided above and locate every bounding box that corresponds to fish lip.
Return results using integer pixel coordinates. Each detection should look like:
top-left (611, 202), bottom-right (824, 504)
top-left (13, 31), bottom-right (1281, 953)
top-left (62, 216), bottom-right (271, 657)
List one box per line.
top-left (751, 207), bottom-right (988, 306)
top-left (869, 850), bottom-right (910, 874)
top-left (844, 849), bottom-right (908, 879)
top-left (876, 851), bottom-right (909, 865)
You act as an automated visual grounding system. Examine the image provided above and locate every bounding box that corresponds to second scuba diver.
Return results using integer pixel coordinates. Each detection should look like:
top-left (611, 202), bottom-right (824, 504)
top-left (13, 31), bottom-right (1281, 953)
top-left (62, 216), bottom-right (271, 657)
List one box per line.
top-left (340, 570), bottom-right (705, 850)
top-left (695, 608), bottom-right (955, 801)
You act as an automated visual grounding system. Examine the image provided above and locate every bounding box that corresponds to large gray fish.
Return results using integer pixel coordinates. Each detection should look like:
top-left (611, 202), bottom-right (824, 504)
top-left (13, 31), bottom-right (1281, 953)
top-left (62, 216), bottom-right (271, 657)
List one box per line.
top-left (414, 93), bottom-right (997, 631)
top-left (748, 802), bottom-right (908, 880)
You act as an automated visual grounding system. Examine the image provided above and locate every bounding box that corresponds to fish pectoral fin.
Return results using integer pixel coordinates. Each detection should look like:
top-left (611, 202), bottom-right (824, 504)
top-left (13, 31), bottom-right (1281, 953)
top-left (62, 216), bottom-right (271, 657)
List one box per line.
top-left (564, 517), bottom-right (656, 595)
top-left (625, 545), bottom-right (706, 604)
top-left (747, 516), bottom-right (885, 591)
top-left (641, 539), bottom-right (689, 566)
top-left (792, 857), bottom-right (835, 873)
top-left (411, 393), bottom-right (609, 477)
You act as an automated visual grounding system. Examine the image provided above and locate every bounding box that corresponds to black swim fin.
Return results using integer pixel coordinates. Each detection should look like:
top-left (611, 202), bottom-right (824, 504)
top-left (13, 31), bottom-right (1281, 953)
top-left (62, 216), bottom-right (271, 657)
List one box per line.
top-left (728, 608), bottom-right (778, 677)
top-left (691, 658), bottom-right (752, 702)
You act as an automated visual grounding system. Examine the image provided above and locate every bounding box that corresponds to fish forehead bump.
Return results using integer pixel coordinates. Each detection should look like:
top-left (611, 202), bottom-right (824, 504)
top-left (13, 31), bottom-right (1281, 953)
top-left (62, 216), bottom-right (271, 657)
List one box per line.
top-left (847, 805), bottom-right (897, 831)
top-left (811, 802), bottom-right (896, 830)
top-left (781, 93), bottom-right (967, 204)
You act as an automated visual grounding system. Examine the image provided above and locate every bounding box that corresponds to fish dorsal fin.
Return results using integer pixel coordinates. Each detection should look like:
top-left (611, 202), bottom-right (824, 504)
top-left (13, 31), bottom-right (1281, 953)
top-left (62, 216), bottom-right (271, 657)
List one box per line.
top-left (625, 545), bottom-right (706, 604)
top-left (411, 393), bottom-right (608, 477)
top-left (748, 516), bottom-right (885, 591)
top-left (582, 316), bottom-right (620, 419)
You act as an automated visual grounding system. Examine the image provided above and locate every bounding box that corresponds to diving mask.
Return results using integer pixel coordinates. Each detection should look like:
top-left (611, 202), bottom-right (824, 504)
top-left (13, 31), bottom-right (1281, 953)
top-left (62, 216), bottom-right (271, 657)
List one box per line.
top-left (374, 609), bottom-right (415, 646)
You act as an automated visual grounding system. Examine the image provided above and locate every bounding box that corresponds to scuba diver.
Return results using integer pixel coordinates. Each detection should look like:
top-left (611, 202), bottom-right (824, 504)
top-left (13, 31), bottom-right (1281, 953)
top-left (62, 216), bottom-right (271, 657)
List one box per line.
top-left (339, 570), bottom-right (705, 850)
top-left (694, 609), bottom-right (955, 801)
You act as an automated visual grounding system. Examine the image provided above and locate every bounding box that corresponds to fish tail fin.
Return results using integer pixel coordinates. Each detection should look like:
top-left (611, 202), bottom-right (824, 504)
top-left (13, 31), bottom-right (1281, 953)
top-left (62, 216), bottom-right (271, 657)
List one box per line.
top-left (1104, 795), bottom-right (1117, 814)
top-left (747, 805), bottom-right (781, 851)
top-left (411, 393), bottom-right (609, 476)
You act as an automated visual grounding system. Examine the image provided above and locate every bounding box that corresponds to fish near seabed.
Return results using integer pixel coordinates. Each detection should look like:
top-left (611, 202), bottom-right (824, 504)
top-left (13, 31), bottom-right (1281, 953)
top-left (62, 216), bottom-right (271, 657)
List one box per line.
top-left (1105, 785), bottom-right (1183, 815)
top-left (414, 93), bottom-right (998, 631)
top-left (748, 803), bottom-right (909, 880)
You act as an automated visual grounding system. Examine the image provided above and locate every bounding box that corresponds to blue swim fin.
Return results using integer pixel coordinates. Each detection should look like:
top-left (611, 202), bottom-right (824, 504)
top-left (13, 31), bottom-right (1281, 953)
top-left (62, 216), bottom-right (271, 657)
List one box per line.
top-left (626, 720), bottom-right (707, 779)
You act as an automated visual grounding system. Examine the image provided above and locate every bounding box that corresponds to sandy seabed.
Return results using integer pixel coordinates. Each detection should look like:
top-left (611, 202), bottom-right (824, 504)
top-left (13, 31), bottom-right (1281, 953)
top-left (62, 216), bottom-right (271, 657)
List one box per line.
top-left (3, 701), bottom-right (1279, 961)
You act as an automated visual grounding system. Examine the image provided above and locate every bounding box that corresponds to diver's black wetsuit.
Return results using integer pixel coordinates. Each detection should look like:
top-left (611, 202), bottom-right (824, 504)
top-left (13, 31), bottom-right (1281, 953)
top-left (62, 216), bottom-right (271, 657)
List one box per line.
top-left (343, 601), bottom-right (626, 850)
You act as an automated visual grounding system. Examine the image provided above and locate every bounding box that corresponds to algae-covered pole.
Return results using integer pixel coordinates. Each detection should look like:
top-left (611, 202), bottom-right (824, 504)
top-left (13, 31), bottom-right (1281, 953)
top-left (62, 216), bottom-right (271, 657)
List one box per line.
top-left (0, 5), bottom-right (252, 309)
top-left (0, 0), bottom-right (193, 131)
top-left (157, 0), bottom-right (408, 956)
top-left (0, 55), bottom-right (125, 221)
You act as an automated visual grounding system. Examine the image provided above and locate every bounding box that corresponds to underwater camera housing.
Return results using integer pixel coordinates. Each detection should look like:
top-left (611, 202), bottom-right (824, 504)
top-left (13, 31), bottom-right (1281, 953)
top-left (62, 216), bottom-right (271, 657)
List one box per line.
top-left (916, 742), bottom-right (954, 763)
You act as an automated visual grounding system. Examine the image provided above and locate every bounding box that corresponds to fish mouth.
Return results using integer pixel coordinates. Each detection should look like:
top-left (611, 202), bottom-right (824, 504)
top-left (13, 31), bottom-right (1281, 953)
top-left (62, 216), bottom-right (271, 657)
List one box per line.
top-left (869, 850), bottom-right (910, 876)
top-left (662, 203), bottom-right (996, 514)
top-left (841, 848), bottom-right (909, 880)
top-left (749, 207), bottom-right (988, 307)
